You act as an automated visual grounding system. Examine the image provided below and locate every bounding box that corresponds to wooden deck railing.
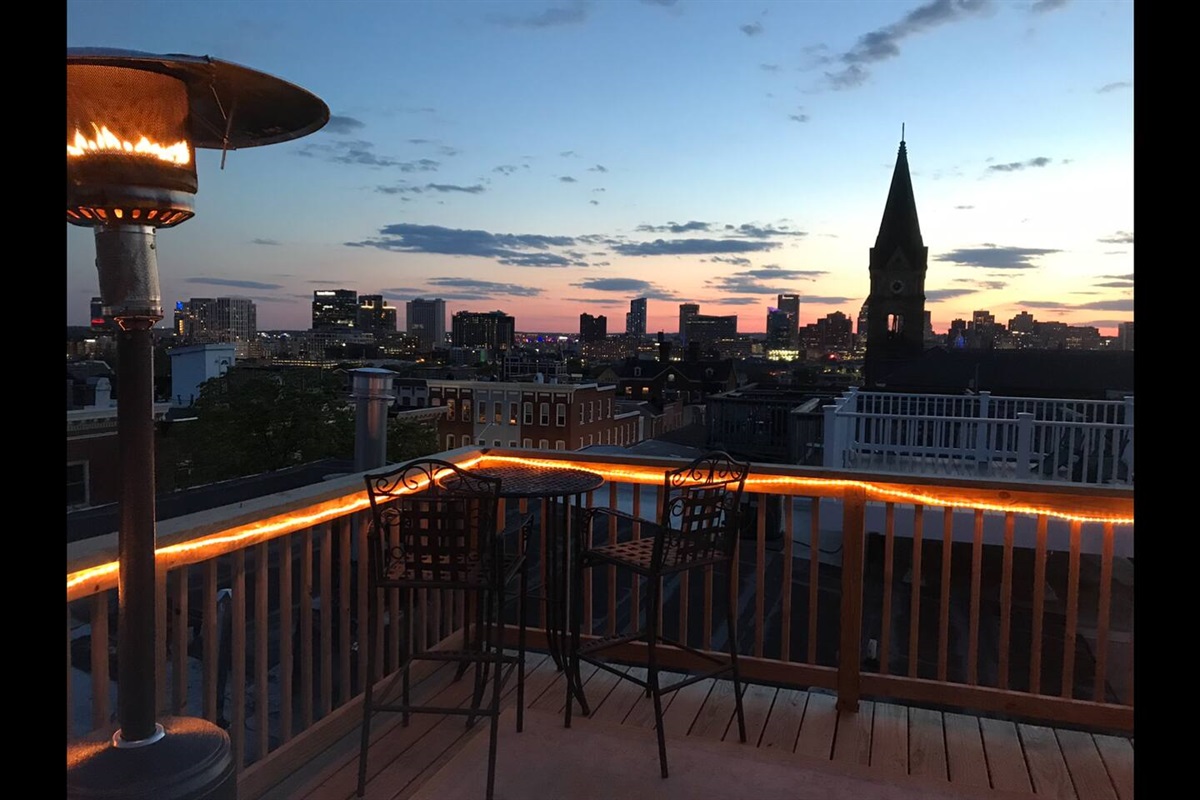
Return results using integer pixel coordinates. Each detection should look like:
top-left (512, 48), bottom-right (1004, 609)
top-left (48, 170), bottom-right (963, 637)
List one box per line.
top-left (66, 446), bottom-right (1134, 796)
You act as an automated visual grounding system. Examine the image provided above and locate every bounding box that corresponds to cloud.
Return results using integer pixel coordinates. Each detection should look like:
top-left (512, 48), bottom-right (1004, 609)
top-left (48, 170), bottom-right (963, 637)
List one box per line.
top-left (954, 204), bottom-right (975, 210)
top-left (488, 1), bottom-right (590, 28)
top-left (987, 156), bottom-right (1052, 172)
top-left (572, 277), bottom-right (678, 300)
top-left (324, 115), bottom-right (365, 135)
top-left (925, 287), bottom-right (986, 302)
top-left (1021, 298), bottom-right (1133, 313)
top-left (251, 238), bottom-right (281, 246)
top-left (935, 243), bottom-right (1060, 269)
top-left (493, 164), bottom-right (521, 175)
top-left (377, 183), bottom-right (486, 195)
top-left (789, 112), bottom-right (810, 123)
top-left (297, 139), bottom-right (441, 171)
top-left (950, 278), bottom-right (1007, 291)
top-left (740, 21), bottom-right (764, 36)
top-left (703, 296), bottom-right (762, 306)
top-left (637, 221), bottom-right (712, 233)
top-left (824, 0), bottom-right (993, 90)
top-left (614, 238), bottom-right (780, 256)
top-left (760, 63), bottom-right (781, 73)
top-left (346, 223), bottom-right (586, 268)
top-left (709, 256), bottom-right (751, 266)
top-left (706, 265), bottom-right (828, 294)
top-left (1098, 230), bottom-right (1134, 244)
top-left (588, 164), bottom-right (608, 172)
top-left (725, 223), bottom-right (806, 238)
top-left (589, 200), bottom-right (600, 205)
top-left (1097, 81), bottom-right (1131, 94)
top-left (559, 176), bottom-right (578, 183)
top-left (1030, 0), bottom-right (1069, 12)
top-left (185, 277), bottom-right (284, 290)
top-left (425, 277), bottom-right (543, 299)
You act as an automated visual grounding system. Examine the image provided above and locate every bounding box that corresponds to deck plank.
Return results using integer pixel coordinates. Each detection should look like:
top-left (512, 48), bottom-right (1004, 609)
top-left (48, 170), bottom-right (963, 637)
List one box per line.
top-left (660, 676), bottom-right (714, 738)
top-left (728, 683), bottom-right (776, 745)
top-left (870, 701), bottom-right (909, 778)
top-left (587, 666), bottom-right (645, 726)
top-left (1057, 728), bottom-right (1119, 800)
top-left (756, 688), bottom-right (806, 755)
top-left (832, 699), bottom-right (874, 768)
top-left (688, 676), bottom-right (739, 741)
top-left (1019, 722), bottom-right (1077, 799)
top-left (1093, 734), bottom-right (1135, 800)
top-left (569, 662), bottom-right (630, 716)
top-left (979, 717), bottom-right (1032, 795)
top-left (624, 668), bottom-right (677, 730)
top-left (908, 706), bottom-right (948, 783)
top-left (943, 712), bottom-right (990, 790)
top-left (793, 690), bottom-right (838, 761)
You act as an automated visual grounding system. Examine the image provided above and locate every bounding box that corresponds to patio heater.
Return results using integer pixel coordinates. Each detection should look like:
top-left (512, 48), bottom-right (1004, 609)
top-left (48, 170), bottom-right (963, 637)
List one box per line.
top-left (66, 49), bottom-right (328, 799)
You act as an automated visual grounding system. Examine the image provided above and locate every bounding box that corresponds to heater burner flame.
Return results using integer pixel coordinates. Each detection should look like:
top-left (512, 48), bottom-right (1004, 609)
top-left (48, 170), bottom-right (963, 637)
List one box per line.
top-left (67, 123), bottom-right (191, 166)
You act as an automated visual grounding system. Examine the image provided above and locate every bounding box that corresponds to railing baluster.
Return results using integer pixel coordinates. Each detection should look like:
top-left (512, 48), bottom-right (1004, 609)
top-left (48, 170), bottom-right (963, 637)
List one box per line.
top-left (539, 497), bottom-right (548, 630)
top-left (231, 548), bottom-right (246, 772)
top-left (338, 518), bottom-right (352, 708)
top-left (837, 485), bottom-right (866, 712)
top-left (172, 565), bottom-right (189, 715)
top-left (202, 560), bottom-right (218, 723)
top-left (319, 523), bottom-right (333, 718)
top-left (631, 483), bottom-right (641, 631)
top-left (781, 496), bottom-right (793, 663)
top-left (300, 527), bottom-right (314, 730)
top-left (90, 592), bottom-right (109, 733)
top-left (1062, 520), bottom-right (1082, 698)
top-left (937, 508), bottom-right (952, 683)
top-left (584, 488), bottom-right (594, 637)
top-left (1094, 523), bottom-right (1114, 702)
top-left (354, 514), bottom-right (368, 698)
top-left (967, 509), bottom-right (983, 686)
top-left (908, 505), bottom-right (923, 678)
top-left (279, 534), bottom-right (294, 744)
top-left (807, 498), bottom-right (820, 664)
top-left (607, 483), bottom-right (617, 638)
top-left (755, 493), bottom-right (767, 659)
top-left (880, 503), bottom-right (895, 675)
top-left (1030, 515), bottom-right (1048, 695)
top-left (999, 512), bottom-right (1014, 690)
top-left (255, 541), bottom-right (270, 761)
top-left (156, 561), bottom-right (167, 716)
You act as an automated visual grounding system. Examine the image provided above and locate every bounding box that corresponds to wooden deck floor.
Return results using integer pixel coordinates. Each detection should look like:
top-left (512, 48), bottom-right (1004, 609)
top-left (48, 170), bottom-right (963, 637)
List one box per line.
top-left (258, 651), bottom-right (1133, 800)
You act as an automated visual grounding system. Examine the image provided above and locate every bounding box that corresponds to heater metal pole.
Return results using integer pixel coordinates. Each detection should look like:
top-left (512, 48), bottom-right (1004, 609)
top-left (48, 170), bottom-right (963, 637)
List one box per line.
top-left (96, 224), bottom-right (164, 746)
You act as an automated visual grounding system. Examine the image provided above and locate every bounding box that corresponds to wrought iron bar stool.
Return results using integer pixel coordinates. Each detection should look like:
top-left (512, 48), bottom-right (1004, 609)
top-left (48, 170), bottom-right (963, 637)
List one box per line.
top-left (356, 459), bottom-right (533, 800)
top-left (569, 451), bottom-right (750, 778)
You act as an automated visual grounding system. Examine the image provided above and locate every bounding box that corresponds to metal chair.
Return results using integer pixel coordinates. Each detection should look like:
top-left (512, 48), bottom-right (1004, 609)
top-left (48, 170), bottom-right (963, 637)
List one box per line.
top-left (570, 451), bottom-right (750, 778)
top-left (356, 459), bottom-right (532, 800)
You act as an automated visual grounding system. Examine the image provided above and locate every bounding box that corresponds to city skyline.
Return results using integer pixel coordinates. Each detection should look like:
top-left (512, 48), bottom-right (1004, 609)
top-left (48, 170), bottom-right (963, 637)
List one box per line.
top-left (66, 0), bottom-right (1133, 335)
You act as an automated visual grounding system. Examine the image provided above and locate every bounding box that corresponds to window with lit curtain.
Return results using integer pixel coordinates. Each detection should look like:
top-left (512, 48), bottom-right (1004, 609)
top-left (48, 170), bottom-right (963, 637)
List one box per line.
top-left (495, 402), bottom-right (503, 424)
top-left (462, 399), bottom-right (471, 423)
top-left (509, 403), bottom-right (519, 425)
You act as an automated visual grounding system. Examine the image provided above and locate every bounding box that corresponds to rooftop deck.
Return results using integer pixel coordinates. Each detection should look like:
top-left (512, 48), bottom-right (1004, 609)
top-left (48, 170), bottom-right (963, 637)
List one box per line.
top-left (267, 649), bottom-right (1132, 800)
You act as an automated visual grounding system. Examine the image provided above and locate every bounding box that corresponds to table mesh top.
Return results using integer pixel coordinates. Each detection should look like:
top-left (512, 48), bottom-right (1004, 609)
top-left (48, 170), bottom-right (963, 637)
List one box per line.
top-left (469, 463), bottom-right (604, 498)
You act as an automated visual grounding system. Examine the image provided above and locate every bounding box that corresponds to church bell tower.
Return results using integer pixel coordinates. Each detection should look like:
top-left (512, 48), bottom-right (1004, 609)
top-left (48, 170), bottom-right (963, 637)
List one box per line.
top-left (864, 133), bottom-right (929, 387)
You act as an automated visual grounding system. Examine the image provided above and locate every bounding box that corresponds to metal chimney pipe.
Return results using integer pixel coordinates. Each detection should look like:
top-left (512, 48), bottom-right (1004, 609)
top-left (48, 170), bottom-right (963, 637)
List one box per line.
top-left (352, 368), bottom-right (396, 472)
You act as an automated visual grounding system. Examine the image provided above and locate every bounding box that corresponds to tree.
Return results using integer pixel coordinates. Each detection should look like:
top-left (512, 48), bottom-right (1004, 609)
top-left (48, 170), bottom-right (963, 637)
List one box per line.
top-left (386, 415), bottom-right (439, 464)
top-left (162, 366), bottom-right (355, 489)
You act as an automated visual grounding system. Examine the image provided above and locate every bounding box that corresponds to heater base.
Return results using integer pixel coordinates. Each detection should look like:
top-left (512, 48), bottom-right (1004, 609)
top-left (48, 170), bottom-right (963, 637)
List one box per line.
top-left (67, 716), bottom-right (235, 800)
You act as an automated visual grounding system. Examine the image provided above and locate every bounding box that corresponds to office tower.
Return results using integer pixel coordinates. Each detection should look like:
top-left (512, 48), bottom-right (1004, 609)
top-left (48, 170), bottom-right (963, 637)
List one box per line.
top-left (215, 297), bottom-right (257, 341)
top-left (678, 303), bottom-right (699, 345)
top-left (626, 297), bottom-right (647, 337)
top-left (765, 308), bottom-right (792, 351)
top-left (174, 297), bottom-right (216, 341)
top-left (406, 298), bottom-right (446, 351)
top-left (684, 314), bottom-right (737, 350)
top-left (1117, 321), bottom-right (1134, 351)
top-left (358, 294), bottom-right (397, 335)
top-left (312, 289), bottom-right (359, 331)
top-left (452, 310), bottom-right (515, 351)
top-left (579, 313), bottom-right (607, 343)
top-left (777, 294), bottom-right (800, 348)
top-left (1009, 311), bottom-right (1036, 334)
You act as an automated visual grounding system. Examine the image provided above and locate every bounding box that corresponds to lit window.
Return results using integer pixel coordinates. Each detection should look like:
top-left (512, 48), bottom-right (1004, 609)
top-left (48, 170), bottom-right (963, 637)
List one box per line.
top-left (509, 403), bottom-right (519, 425)
top-left (494, 402), bottom-right (503, 424)
top-left (462, 399), bottom-right (471, 422)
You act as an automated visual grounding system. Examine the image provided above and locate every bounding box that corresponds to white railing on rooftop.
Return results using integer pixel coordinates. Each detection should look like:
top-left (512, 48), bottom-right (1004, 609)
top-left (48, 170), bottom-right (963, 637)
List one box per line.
top-left (823, 389), bottom-right (1134, 486)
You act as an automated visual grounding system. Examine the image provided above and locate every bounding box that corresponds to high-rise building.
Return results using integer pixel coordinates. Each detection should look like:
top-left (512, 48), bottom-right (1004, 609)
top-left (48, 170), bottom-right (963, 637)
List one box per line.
top-left (1117, 321), bottom-right (1134, 351)
top-left (765, 308), bottom-right (793, 351)
top-left (626, 297), bottom-right (647, 337)
top-left (579, 313), bottom-right (607, 343)
top-left (406, 298), bottom-right (446, 351)
top-left (358, 294), bottom-right (397, 335)
top-left (776, 294), bottom-right (800, 348)
top-left (312, 289), bottom-right (359, 331)
top-left (685, 314), bottom-right (737, 350)
top-left (215, 297), bottom-right (257, 341)
top-left (452, 310), bottom-right (515, 352)
top-left (174, 297), bottom-right (216, 341)
top-left (678, 303), bottom-right (699, 345)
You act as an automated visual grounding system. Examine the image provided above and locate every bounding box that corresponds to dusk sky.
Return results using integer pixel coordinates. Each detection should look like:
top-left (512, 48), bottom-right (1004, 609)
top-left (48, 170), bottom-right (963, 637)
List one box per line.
top-left (66, 0), bottom-right (1133, 336)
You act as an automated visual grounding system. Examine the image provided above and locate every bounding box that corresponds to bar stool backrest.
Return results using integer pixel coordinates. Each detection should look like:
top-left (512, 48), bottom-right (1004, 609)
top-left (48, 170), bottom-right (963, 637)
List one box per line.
top-left (652, 451), bottom-right (750, 572)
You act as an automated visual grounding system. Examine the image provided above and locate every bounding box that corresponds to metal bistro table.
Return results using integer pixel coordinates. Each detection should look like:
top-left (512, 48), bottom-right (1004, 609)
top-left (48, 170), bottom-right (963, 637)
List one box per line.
top-left (468, 461), bottom-right (604, 720)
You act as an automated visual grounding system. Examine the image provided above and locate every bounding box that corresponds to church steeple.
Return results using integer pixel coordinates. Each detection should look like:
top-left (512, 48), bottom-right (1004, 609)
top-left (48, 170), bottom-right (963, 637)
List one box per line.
top-left (864, 132), bottom-right (930, 388)
top-left (874, 135), bottom-right (924, 256)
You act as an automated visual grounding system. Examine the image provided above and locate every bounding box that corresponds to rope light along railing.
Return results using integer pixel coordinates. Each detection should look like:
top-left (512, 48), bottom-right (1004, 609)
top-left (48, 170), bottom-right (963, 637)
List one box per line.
top-left (65, 452), bottom-right (1134, 598)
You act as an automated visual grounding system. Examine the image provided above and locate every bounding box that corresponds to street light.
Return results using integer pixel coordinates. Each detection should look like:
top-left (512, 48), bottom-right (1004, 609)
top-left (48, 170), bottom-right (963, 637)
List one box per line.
top-left (66, 48), bottom-right (328, 799)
